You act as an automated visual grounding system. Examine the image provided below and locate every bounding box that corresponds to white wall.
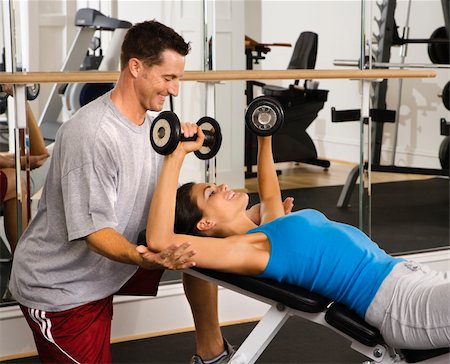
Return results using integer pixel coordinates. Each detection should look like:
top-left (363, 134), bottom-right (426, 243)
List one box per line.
top-left (246, 0), bottom-right (449, 168)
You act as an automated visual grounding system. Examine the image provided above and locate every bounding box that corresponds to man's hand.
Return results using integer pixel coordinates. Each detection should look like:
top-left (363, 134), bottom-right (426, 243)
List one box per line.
top-left (136, 242), bottom-right (197, 270)
top-left (246, 197), bottom-right (294, 225)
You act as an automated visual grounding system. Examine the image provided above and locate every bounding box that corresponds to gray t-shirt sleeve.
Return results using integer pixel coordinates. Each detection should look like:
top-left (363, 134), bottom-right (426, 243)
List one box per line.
top-left (62, 162), bottom-right (118, 241)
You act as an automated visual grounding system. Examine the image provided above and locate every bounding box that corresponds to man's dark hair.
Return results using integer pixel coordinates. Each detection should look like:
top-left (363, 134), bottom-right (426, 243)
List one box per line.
top-left (120, 20), bottom-right (191, 70)
top-left (175, 183), bottom-right (203, 236)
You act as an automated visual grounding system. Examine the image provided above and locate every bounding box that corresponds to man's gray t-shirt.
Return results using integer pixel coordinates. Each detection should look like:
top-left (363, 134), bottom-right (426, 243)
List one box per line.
top-left (10, 92), bottom-right (163, 311)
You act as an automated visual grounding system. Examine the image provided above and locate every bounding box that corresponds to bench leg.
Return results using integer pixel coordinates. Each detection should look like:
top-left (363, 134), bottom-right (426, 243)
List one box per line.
top-left (230, 304), bottom-right (290, 364)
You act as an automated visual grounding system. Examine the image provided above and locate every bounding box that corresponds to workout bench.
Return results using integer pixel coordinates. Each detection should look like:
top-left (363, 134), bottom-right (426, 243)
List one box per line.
top-left (186, 268), bottom-right (450, 364)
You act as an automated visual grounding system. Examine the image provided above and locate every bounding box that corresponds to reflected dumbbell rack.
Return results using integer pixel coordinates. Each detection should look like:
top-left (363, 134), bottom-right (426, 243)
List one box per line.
top-left (332, 0), bottom-right (450, 208)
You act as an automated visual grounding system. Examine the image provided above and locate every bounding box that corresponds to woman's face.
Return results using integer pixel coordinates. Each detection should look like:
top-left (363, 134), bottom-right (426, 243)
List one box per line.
top-left (191, 183), bottom-right (249, 224)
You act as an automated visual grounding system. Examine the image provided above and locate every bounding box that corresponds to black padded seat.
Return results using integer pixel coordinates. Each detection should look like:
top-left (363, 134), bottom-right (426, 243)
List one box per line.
top-left (401, 348), bottom-right (450, 363)
top-left (193, 268), bottom-right (331, 313)
top-left (325, 302), bottom-right (450, 362)
top-left (263, 85), bottom-right (329, 108)
top-left (325, 302), bottom-right (383, 347)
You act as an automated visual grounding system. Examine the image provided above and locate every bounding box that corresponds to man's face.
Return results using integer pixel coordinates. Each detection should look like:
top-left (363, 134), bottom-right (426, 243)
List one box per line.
top-left (137, 49), bottom-right (185, 112)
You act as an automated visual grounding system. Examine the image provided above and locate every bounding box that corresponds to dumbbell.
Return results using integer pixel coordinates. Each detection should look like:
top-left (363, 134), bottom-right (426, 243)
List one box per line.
top-left (150, 111), bottom-right (222, 160)
top-left (245, 96), bottom-right (284, 136)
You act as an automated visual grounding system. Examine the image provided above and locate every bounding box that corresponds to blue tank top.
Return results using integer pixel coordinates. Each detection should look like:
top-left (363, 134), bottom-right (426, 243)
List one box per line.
top-left (249, 209), bottom-right (404, 317)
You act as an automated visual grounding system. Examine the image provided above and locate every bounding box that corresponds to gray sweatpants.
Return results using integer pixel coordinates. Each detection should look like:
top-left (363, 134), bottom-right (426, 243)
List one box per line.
top-left (365, 261), bottom-right (450, 349)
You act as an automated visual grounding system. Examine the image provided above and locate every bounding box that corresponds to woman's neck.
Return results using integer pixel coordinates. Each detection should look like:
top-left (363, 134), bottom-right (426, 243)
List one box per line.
top-left (217, 214), bottom-right (257, 238)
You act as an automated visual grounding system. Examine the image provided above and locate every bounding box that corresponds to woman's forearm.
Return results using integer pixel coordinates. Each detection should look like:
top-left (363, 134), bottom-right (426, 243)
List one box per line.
top-left (257, 137), bottom-right (283, 221)
top-left (146, 151), bottom-right (185, 247)
top-left (257, 137), bottom-right (279, 198)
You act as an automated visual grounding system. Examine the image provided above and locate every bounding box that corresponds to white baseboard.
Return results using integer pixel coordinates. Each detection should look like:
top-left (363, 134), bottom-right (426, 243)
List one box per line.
top-left (1, 248), bottom-right (449, 361)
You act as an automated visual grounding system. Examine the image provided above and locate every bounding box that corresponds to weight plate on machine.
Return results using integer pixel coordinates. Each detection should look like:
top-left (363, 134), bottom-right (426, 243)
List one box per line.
top-left (195, 116), bottom-right (222, 160)
top-left (428, 27), bottom-right (449, 65)
top-left (443, 82), bottom-right (450, 111)
top-left (0, 96), bottom-right (7, 115)
top-left (439, 136), bottom-right (449, 169)
top-left (26, 84), bottom-right (40, 100)
top-left (245, 96), bottom-right (284, 136)
top-left (150, 111), bottom-right (181, 155)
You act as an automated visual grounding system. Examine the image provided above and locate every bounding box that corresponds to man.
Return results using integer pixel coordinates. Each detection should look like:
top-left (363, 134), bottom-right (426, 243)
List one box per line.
top-left (10, 20), bottom-right (233, 364)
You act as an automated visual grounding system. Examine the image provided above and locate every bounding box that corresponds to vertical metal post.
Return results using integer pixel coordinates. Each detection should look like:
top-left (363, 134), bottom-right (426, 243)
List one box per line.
top-left (203, 0), bottom-right (217, 184)
top-left (391, 0), bottom-right (412, 165)
top-left (3, 0), bottom-right (30, 240)
top-left (358, 0), bottom-right (367, 230)
top-left (361, 80), bottom-right (371, 235)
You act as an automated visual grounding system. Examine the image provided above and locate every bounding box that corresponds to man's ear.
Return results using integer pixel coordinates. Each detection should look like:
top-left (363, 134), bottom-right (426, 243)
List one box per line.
top-left (128, 58), bottom-right (142, 78)
top-left (196, 218), bottom-right (216, 232)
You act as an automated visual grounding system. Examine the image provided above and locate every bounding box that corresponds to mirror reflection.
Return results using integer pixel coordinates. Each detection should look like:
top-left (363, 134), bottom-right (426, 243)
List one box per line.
top-left (0, 0), bottom-right (448, 301)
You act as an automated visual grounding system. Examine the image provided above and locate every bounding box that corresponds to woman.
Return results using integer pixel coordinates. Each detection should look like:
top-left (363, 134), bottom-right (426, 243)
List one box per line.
top-left (138, 123), bottom-right (450, 350)
top-left (0, 84), bottom-right (49, 251)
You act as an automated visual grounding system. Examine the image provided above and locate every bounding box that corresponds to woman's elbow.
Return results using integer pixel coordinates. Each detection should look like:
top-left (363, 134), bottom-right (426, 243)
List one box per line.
top-left (145, 234), bottom-right (175, 252)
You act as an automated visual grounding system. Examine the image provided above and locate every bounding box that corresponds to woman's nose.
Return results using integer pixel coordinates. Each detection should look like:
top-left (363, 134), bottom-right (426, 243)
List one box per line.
top-left (219, 184), bottom-right (229, 191)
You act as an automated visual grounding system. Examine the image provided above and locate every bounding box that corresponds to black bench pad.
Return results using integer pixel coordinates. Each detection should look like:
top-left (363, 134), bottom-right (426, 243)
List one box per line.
top-left (325, 302), bottom-right (383, 347)
top-left (401, 348), bottom-right (450, 363)
top-left (192, 268), bottom-right (330, 313)
top-left (326, 302), bottom-right (450, 362)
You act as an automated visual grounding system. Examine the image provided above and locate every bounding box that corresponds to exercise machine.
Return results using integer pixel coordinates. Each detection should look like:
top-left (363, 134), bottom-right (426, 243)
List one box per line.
top-left (244, 34), bottom-right (330, 178)
top-left (38, 8), bottom-right (131, 142)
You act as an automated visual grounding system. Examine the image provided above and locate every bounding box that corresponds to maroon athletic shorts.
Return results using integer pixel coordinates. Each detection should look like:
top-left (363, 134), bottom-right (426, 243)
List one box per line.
top-left (0, 170), bottom-right (7, 203)
top-left (20, 297), bottom-right (113, 364)
top-left (20, 268), bottom-right (163, 363)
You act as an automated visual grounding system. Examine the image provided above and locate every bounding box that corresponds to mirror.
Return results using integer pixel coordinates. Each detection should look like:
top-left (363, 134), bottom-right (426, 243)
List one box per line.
top-left (363, 0), bottom-right (449, 258)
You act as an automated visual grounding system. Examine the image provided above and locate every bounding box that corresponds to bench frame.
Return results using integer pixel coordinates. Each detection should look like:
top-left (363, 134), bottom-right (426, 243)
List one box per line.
top-left (185, 269), bottom-right (449, 364)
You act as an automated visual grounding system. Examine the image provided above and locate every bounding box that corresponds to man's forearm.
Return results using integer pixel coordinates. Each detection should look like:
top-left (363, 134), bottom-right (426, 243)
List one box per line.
top-left (86, 227), bottom-right (143, 266)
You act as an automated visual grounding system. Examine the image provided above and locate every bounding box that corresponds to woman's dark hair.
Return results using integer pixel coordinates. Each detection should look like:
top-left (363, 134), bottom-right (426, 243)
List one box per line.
top-left (175, 182), bottom-right (203, 236)
top-left (120, 20), bottom-right (191, 70)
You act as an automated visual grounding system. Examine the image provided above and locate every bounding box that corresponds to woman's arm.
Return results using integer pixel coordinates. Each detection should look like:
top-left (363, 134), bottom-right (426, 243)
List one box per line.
top-left (144, 125), bottom-right (268, 275)
top-left (257, 136), bottom-right (284, 224)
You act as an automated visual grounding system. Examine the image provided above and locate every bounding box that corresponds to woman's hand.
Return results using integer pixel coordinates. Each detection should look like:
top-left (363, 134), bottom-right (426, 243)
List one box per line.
top-left (0, 153), bottom-right (15, 168)
top-left (136, 241), bottom-right (197, 270)
top-left (1, 84), bottom-right (13, 96)
top-left (246, 197), bottom-right (295, 225)
top-left (173, 122), bottom-right (205, 156)
top-left (0, 151), bottom-right (49, 170)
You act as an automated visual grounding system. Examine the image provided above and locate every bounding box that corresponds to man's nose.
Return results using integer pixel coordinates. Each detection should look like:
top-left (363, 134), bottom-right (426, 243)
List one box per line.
top-left (168, 80), bottom-right (179, 96)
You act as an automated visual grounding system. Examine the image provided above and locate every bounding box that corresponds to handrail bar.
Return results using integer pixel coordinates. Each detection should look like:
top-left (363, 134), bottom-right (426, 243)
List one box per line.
top-left (0, 68), bottom-right (436, 84)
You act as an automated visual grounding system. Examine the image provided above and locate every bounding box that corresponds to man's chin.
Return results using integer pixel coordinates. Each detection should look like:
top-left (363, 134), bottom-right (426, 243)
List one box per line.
top-left (151, 104), bottom-right (164, 112)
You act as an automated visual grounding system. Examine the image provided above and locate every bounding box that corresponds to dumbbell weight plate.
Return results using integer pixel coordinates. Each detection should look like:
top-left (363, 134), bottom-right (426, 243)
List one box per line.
top-left (443, 82), bottom-right (450, 111)
top-left (150, 111), bottom-right (181, 155)
top-left (195, 117), bottom-right (222, 160)
top-left (26, 84), bottom-right (40, 101)
top-left (245, 96), bottom-right (284, 136)
top-left (428, 27), bottom-right (449, 65)
top-left (439, 136), bottom-right (449, 170)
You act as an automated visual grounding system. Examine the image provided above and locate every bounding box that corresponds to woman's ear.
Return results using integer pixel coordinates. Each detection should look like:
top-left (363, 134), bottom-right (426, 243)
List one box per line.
top-left (196, 218), bottom-right (216, 232)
